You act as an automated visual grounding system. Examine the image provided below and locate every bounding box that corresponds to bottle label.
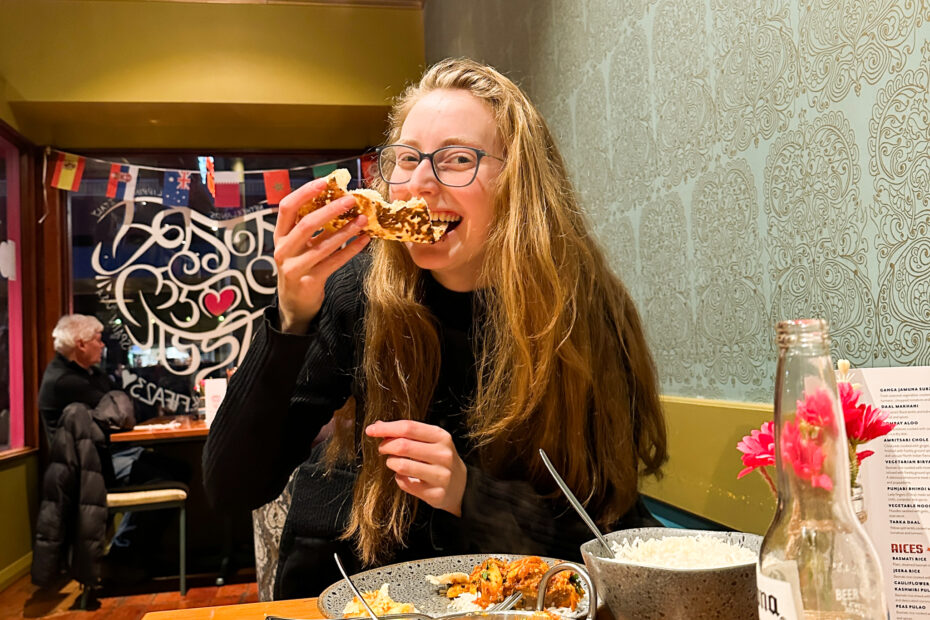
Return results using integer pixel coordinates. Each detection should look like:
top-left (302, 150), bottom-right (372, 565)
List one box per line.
top-left (757, 567), bottom-right (801, 620)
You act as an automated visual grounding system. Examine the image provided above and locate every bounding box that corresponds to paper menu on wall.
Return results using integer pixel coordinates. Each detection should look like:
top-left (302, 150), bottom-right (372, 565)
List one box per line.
top-left (850, 366), bottom-right (930, 620)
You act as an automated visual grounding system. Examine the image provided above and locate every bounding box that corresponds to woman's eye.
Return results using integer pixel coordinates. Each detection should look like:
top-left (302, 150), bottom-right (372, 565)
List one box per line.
top-left (438, 151), bottom-right (477, 168)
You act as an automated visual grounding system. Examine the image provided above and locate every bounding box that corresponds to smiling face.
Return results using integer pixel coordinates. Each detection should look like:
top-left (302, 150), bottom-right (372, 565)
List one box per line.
top-left (388, 88), bottom-right (505, 292)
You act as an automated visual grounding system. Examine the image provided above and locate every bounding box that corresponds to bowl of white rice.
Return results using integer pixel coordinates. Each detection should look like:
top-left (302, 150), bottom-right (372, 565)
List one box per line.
top-left (580, 527), bottom-right (761, 620)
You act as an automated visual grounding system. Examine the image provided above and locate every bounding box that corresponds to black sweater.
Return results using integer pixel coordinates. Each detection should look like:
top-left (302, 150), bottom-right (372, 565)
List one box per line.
top-left (38, 353), bottom-right (115, 440)
top-left (202, 253), bottom-right (658, 598)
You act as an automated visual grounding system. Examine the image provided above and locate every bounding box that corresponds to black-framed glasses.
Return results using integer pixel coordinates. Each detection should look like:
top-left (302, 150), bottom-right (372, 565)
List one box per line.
top-left (375, 144), bottom-right (505, 188)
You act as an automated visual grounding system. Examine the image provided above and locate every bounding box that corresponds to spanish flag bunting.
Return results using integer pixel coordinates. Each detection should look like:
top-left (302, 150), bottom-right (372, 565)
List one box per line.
top-left (263, 169), bottom-right (291, 205)
top-left (50, 152), bottom-right (85, 191)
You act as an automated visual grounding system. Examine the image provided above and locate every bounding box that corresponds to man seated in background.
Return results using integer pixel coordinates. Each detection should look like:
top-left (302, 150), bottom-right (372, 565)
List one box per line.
top-left (38, 314), bottom-right (189, 580)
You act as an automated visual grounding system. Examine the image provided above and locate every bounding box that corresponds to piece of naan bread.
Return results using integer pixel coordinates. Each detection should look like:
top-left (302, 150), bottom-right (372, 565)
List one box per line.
top-left (425, 572), bottom-right (469, 586)
top-left (296, 168), bottom-right (448, 244)
top-left (342, 583), bottom-right (417, 618)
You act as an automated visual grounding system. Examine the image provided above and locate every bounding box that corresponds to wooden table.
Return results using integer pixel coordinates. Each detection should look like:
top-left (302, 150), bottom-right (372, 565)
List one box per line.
top-left (111, 416), bottom-right (209, 443)
top-left (142, 596), bottom-right (322, 619)
top-left (141, 598), bottom-right (614, 620)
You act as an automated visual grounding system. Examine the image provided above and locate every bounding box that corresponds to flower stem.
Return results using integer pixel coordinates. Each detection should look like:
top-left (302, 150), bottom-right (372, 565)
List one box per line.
top-left (848, 441), bottom-right (860, 487)
top-left (759, 467), bottom-right (777, 497)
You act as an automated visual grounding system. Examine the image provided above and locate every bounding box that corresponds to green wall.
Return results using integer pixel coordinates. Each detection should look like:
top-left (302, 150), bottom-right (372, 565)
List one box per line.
top-left (423, 0), bottom-right (930, 400)
top-left (0, 455), bottom-right (38, 591)
top-left (421, 0), bottom-right (930, 527)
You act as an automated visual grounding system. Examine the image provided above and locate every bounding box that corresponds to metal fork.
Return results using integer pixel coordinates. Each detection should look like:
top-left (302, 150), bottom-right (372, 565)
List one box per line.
top-left (268, 592), bottom-right (523, 620)
top-left (488, 591), bottom-right (523, 612)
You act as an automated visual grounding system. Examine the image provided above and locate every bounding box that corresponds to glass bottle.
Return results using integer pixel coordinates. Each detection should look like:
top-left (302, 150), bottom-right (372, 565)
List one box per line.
top-left (757, 319), bottom-right (886, 619)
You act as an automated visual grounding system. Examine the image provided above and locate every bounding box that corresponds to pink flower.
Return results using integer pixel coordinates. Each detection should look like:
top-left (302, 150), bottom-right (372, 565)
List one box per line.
top-left (736, 421), bottom-right (775, 478)
top-left (845, 401), bottom-right (896, 444)
top-left (780, 419), bottom-right (833, 491)
top-left (737, 372), bottom-right (896, 496)
top-left (796, 388), bottom-right (836, 428)
top-left (838, 380), bottom-right (895, 471)
top-left (838, 382), bottom-right (864, 417)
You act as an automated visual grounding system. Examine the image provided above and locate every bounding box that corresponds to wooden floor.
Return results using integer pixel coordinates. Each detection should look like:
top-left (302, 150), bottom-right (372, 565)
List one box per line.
top-left (0, 573), bottom-right (259, 620)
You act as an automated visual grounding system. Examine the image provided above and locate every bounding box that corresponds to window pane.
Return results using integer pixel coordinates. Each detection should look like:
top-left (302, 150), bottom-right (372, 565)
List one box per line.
top-left (0, 135), bottom-right (23, 451)
top-left (0, 150), bottom-right (8, 449)
top-left (68, 153), bottom-right (355, 421)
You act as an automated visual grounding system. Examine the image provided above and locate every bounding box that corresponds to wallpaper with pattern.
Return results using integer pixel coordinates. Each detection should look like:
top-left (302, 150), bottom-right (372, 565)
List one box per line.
top-left (424, 0), bottom-right (930, 403)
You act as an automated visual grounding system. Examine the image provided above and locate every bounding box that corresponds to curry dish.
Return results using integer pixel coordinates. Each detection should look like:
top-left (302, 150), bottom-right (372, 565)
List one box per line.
top-left (442, 556), bottom-right (583, 611)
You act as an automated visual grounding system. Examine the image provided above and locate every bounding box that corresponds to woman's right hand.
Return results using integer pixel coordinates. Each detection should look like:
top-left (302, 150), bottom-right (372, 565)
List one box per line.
top-left (273, 179), bottom-right (370, 334)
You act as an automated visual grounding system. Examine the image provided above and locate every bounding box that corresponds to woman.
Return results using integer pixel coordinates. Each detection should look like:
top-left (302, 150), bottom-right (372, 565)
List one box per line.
top-left (203, 58), bottom-right (667, 599)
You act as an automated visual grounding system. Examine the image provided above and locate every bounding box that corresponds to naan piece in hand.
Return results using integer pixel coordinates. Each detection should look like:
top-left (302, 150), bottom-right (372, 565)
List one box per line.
top-left (296, 168), bottom-right (448, 244)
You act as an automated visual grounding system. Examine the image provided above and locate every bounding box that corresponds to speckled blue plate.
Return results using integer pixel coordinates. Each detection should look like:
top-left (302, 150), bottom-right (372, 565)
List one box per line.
top-left (318, 554), bottom-right (580, 619)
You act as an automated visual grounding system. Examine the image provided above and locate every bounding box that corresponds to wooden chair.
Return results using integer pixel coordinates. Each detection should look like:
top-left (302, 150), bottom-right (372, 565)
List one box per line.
top-left (107, 484), bottom-right (189, 592)
top-left (40, 408), bottom-right (189, 604)
top-left (80, 483), bottom-right (190, 609)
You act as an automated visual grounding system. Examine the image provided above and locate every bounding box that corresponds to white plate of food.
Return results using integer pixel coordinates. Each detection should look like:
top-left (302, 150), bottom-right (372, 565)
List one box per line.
top-left (318, 554), bottom-right (590, 619)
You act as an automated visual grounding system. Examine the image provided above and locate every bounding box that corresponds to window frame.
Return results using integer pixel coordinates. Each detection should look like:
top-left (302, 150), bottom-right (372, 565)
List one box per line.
top-left (0, 131), bottom-right (25, 457)
top-left (0, 119), bottom-right (43, 462)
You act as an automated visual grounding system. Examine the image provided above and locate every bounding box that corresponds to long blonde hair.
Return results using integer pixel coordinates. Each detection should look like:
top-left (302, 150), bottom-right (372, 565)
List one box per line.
top-left (332, 58), bottom-right (667, 565)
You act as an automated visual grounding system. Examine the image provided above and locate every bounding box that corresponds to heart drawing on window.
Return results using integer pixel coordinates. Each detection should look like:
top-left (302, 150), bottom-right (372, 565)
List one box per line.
top-left (204, 288), bottom-right (237, 316)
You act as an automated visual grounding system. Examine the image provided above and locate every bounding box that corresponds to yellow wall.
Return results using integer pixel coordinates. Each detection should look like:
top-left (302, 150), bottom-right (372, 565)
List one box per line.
top-left (0, 72), bottom-right (22, 134)
top-left (0, 455), bottom-right (38, 591)
top-left (0, 0), bottom-right (425, 147)
top-left (642, 397), bottom-right (775, 534)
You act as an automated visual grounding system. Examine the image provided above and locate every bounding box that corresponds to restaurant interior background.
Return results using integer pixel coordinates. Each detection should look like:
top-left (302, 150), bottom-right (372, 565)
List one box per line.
top-left (1, 0), bottom-right (929, 598)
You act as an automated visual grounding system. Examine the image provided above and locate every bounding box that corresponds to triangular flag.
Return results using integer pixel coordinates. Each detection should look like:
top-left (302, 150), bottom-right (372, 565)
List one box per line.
top-left (106, 164), bottom-right (139, 200)
top-left (50, 152), bottom-right (85, 191)
top-left (163, 170), bottom-right (192, 207)
top-left (198, 156), bottom-right (216, 197)
top-left (206, 158), bottom-right (216, 197)
top-left (311, 163), bottom-right (338, 179)
top-left (263, 170), bottom-right (291, 205)
top-left (214, 171), bottom-right (240, 208)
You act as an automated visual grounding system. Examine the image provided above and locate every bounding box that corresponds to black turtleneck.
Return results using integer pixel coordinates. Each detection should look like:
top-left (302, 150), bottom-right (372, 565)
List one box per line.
top-left (38, 353), bottom-right (115, 439)
top-left (421, 270), bottom-right (479, 458)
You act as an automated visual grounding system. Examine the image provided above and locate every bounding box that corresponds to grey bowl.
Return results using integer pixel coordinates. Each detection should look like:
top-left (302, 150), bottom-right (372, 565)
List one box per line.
top-left (580, 528), bottom-right (762, 620)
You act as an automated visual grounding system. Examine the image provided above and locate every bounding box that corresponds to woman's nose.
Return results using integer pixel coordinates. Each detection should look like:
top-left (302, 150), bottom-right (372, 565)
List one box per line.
top-left (407, 157), bottom-right (440, 192)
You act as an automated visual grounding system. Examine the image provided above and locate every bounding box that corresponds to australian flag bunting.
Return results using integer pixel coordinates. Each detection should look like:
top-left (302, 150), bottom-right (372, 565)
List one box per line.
top-left (163, 170), bottom-right (192, 207)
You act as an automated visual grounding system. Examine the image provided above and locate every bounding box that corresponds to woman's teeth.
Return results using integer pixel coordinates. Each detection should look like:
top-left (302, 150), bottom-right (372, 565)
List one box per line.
top-left (433, 212), bottom-right (462, 232)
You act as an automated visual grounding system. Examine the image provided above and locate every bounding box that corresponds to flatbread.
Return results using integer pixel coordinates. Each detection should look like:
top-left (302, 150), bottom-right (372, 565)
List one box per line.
top-left (296, 168), bottom-right (448, 244)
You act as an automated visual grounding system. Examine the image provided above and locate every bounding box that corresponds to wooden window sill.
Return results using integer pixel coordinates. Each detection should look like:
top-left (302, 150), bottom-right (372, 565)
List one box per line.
top-left (0, 446), bottom-right (38, 465)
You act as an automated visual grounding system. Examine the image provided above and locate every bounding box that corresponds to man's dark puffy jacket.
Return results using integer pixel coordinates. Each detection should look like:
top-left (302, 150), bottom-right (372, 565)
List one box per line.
top-left (31, 390), bottom-right (135, 587)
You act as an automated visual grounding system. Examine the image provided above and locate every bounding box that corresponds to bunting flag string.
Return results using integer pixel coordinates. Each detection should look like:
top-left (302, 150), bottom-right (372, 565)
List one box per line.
top-left (263, 169), bottom-right (291, 205)
top-left (50, 152), bottom-right (86, 191)
top-left (41, 148), bottom-right (372, 209)
top-left (106, 164), bottom-right (139, 200)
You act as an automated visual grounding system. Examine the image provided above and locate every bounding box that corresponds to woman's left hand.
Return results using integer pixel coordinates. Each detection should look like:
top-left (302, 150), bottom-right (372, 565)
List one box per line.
top-left (366, 420), bottom-right (467, 517)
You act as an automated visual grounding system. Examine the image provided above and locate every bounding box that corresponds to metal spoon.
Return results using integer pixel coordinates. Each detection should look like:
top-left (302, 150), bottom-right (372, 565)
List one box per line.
top-left (334, 552), bottom-right (382, 620)
top-left (539, 448), bottom-right (614, 557)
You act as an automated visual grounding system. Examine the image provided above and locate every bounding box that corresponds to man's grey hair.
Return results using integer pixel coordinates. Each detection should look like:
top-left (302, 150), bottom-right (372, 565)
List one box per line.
top-left (52, 314), bottom-right (103, 355)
